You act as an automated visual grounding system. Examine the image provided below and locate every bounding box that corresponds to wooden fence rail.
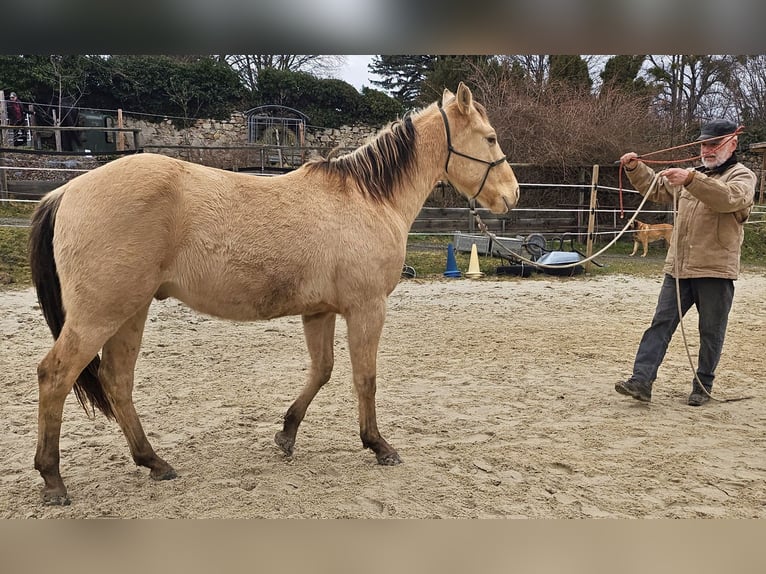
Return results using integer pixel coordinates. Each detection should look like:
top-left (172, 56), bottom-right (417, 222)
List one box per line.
top-left (0, 125), bottom-right (143, 153)
top-left (410, 207), bottom-right (579, 235)
top-left (0, 158), bottom-right (655, 249)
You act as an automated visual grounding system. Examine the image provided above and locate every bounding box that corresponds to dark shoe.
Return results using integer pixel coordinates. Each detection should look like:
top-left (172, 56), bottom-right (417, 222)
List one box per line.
top-left (687, 388), bottom-right (711, 406)
top-left (615, 378), bottom-right (652, 402)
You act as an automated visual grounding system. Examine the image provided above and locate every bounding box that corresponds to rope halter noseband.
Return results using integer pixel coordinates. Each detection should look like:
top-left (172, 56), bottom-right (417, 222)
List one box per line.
top-left (438, 103), bottom-right (507, 201)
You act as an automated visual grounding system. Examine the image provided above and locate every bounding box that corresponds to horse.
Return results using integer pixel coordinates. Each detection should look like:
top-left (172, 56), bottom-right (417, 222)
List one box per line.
top-left (28, 82), bottom-right (519, 505)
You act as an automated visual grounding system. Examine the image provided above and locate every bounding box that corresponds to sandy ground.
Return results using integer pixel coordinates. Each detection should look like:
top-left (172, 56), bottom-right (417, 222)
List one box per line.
top-left (1, 269), bottom-right (765, 519)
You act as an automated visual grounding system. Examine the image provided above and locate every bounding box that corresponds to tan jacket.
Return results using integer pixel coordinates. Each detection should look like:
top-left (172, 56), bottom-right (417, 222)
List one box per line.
top-left (625, 159), bottom-right (756, 279)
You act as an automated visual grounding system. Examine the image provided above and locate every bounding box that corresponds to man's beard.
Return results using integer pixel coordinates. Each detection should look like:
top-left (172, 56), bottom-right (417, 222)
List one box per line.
top-left (701, 148), bottom-right (730, 169)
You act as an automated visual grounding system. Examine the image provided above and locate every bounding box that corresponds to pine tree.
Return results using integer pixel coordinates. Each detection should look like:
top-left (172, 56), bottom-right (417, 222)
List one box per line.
top-left (601, 55), bottom-right (647, 92)
top-left (548, 55), bottom-right (592, 92)
top-left (368, 55), bottom-right (436, 107)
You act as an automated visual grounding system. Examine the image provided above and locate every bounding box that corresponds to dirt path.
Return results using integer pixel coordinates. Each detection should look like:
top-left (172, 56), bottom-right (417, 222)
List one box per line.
top-left (2, 272), bottom-right (765, 518)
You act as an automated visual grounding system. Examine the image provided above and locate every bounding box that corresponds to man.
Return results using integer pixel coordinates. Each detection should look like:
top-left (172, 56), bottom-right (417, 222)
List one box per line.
top-left (615, 119), bottom-right (756, 406)
top-left (6, 92), bottom-right (26, 146)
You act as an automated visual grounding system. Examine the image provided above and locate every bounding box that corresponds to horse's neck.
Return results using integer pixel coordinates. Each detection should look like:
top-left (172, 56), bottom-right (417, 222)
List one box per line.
top-left (392, 109), bottom-right (446, 225)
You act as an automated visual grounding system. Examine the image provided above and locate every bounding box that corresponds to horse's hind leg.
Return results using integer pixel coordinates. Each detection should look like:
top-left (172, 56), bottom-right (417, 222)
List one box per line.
top-left (99, 303), bottom-right (177, 481)
top-left (346, 301), bottom-right (401, 465)
top-left (275, 312), bottom-right (336, 457)
top-left (35, 324), bottom-right (110, 505)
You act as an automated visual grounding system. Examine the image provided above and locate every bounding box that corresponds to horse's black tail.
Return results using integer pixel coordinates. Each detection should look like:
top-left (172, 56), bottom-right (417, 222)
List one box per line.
top-left (29, 192), bottom-right (115, 420)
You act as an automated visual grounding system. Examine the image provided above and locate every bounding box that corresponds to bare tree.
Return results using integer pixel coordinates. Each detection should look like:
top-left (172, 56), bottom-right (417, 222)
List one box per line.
top-left (223, 55), bottom-right (346, 94)
top-left (47, 55), bottom-right (87, 151)
top-left (492, 55), bottom-right (606, 94)
top-left (495, 55), bottom-right (548, 94)
top-left (471, 59), bottom-right (662, 169)
top-left (719, 55), bottom-right (766, 133)
top-left (644, 55), bottom-right (732, 144)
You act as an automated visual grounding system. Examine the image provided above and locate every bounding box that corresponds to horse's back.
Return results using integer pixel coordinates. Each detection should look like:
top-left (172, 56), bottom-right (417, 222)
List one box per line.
top-left (51, 154), bottom-right (309, 318)
top-left (55, 154), bottom-right (187, 236)
top-left (50, 153), bottom-right (405, 322)
top-left (51, 155), bottom-right (190, 319)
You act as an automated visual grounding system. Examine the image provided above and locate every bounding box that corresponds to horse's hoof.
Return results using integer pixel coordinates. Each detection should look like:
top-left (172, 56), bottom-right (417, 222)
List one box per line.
top-left (42, 490), bottom-right (71, 506)
top-left (274, 431), bottom-right (294, 456)
top-left (376, 451), bottom-right (402, 466)
top-left (150, 466), bottom-right (178, 481)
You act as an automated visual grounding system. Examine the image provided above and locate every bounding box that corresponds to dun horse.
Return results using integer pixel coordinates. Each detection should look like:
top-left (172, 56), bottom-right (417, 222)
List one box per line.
top-left (28, 82), bottom-right (519, 505)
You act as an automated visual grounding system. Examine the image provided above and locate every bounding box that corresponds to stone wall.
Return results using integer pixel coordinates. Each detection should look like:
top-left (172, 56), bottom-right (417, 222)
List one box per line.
top-left (123, 113), bottom-right (248, 149)
top-left (122, 112), bottom-right (379, 158)
top-left (1, 113), bottom-right (385, 193)
top-left (304, 125), bottom-right (379, 150)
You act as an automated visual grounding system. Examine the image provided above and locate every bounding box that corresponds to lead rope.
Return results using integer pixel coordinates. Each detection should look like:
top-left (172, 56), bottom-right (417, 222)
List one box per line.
top-left (471, 130), bottom-right (742, 268)
top-left (671, 190), bottom-right (753, 403)
top-left (617, 127), bottom-right (744, 217)
top-left (473, 127), bottom-right (752, 402)
top-left (470, 190), bottom-right (653, 270)
top-left (473, 128), bottom-right (744, 269)
top-left (645, 128), bottom-right (752, 403)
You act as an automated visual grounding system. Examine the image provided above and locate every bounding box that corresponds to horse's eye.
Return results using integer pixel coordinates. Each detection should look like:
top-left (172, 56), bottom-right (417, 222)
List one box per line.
top-left (487, 136), bottom-right (497, 146)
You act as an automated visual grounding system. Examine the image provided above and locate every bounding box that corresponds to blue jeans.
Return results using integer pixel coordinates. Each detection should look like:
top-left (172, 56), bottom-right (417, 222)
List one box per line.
top-left (632, 274), bottom-right (734, 391)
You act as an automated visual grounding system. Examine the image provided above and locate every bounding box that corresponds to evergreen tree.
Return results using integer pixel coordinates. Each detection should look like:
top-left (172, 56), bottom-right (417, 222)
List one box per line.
top-left (360, 87), bottom-right (405, 126)
top-left (368, 55), bottom-right (436, 107)
top-left (94, 55), bottom-right (244, 122)
top-left (601, 55), bottom-right (648, 93)
top-left (0, 55), bottom-right (91, 106)
top-left (255, 68), bottom-right (401, 128)
top-left (548, 55), bottom-right (592, 92)
top-left (417, 56), bottom-right (497, 106)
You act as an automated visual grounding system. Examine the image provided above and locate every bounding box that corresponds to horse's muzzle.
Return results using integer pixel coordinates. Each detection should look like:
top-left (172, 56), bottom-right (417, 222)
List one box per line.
top-left (502, 188), bottom-right (519, 213)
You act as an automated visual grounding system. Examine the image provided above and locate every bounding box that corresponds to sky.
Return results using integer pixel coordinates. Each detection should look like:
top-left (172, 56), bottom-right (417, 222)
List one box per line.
top-left (335, 55), bottom-right (376, 90)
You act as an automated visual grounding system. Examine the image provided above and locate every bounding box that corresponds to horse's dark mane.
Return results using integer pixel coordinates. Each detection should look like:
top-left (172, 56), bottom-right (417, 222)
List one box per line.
top-left (305, 114), bottom-right (418, 202)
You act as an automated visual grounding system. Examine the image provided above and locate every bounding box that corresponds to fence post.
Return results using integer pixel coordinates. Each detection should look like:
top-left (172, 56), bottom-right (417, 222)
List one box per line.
top-left (760, 147), bottom-right (765, 205)
top-left (0, 164), bottom-right (7, 199)
top-left (0, 90), bottom-right (5, 198)
top-left (53, 110), bottom-right (62, 152)
top-left (0, 90), bottom-right (9, 148)
top-left (116, 109), bottom-right (124, 151)
top-left (585, 164), bottom-right (599, 272)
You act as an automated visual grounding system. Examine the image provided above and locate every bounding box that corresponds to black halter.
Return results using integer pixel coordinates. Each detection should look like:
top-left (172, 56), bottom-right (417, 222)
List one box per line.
top-left (439, 104), bottom-right (507, 201)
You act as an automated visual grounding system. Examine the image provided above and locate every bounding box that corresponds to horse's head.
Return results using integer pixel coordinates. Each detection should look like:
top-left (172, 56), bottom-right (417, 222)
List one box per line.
top-left (439, 82), bottom-right (519, 214)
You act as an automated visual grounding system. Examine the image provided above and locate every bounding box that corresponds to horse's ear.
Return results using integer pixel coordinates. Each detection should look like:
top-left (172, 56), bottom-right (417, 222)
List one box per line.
top-left (441, 88), bottom-right (454, 107)
top-left (456, 82), bottom-right (472, 115)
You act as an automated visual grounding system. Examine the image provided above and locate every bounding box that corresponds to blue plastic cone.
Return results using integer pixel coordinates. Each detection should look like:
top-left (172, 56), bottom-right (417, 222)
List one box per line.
top-left (443, 243), bottom-right (462, 278)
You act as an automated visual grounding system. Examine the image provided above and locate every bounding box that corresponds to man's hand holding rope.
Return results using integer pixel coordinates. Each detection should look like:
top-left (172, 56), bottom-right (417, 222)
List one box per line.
top-left (619, 151), bottom-right (640, 171)
top-left (620, 151), bottom-right (694, 191)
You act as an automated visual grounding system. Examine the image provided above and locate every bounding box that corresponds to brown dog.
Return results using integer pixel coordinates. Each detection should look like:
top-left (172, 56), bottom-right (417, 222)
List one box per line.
top-left (629, 219), bottom-right (673, 257)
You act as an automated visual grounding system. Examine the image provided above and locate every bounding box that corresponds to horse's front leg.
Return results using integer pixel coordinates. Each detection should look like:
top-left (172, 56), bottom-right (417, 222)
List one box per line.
top-left (275, 312), bottom-right (336, 457)
top-left (345, 300), bottom-right (401, 465)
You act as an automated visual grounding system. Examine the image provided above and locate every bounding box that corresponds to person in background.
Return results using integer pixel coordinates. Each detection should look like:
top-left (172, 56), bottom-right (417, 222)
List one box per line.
top-left (615, 119), bottom-right (756, 406)
top-left (7, 92), bottom-right (26, 146)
